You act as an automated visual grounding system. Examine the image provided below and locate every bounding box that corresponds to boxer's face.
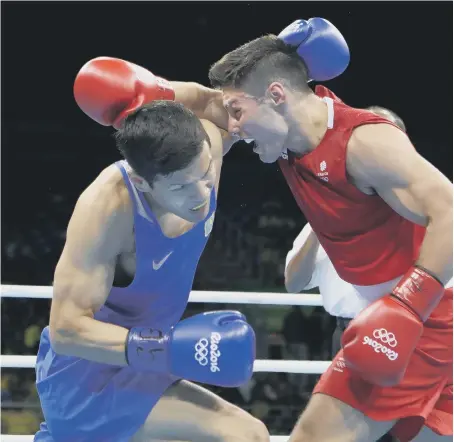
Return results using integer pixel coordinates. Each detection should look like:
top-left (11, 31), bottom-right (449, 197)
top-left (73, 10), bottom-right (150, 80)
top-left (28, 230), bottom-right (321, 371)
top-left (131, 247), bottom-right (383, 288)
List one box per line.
top-left (150, 141), bottom-right (215, 222)
top-left (223, 87), bottom-right (289, 163)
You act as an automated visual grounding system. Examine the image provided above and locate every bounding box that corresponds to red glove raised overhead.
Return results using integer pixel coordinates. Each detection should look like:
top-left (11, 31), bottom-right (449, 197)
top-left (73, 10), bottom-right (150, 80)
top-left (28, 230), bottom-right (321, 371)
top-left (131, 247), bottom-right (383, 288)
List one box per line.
top-left (342, 266), bottom-right (445, 387)
top-left (73, 57), bottom-right (175, 129)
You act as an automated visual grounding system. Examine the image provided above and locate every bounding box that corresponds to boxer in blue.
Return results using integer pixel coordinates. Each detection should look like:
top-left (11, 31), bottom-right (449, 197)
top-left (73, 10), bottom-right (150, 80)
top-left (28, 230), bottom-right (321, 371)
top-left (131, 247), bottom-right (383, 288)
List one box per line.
top-left (34, 83), bottom-right (262, 440)
top-left (35, 18), bottom-right (345, 441)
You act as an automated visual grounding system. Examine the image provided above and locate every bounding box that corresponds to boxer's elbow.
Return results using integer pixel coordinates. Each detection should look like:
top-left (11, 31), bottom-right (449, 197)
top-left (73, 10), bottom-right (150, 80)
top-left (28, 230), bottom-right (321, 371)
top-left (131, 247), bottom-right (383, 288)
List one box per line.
top-left (285, 278), bottom-right (309, 293)
top-left (284, 271), bottom-right (296, 292)
top-left (437, 200), bottom-right (452, 225)
top-left (49, 310), bottom-right (88, 355)
top-left (284, 266), bottom-right (310, 293)
top-left (418, 191), bottom-right (453, 284)
top-left (50, 325), bottom-right (78, 355)
top-left (49, 273), bottom-right (107, 355)
top-left (427, 195), bottom-right (453, 242)
top-left (438, 205), bottom-right (453, 236)
top-left (426, 179), bottom-right (453, 224)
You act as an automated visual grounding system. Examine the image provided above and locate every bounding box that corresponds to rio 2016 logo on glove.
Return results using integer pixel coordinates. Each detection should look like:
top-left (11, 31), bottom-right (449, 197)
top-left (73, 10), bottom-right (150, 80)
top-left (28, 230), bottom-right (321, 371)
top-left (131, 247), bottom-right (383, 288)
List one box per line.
top-left (194, 332), bottom-right (222, 372)
top-left (362, 328), bottom-right (399, 361)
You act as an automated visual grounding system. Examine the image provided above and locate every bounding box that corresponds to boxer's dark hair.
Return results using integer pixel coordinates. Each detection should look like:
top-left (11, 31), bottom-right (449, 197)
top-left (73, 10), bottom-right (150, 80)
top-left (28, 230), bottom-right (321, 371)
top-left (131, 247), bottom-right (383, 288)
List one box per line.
top-left (115, 101), bottom-right (209, 185)
top-left (366, 106), bottom-right (406, 132)
top-left (209, 35), bottom-right (310, 96)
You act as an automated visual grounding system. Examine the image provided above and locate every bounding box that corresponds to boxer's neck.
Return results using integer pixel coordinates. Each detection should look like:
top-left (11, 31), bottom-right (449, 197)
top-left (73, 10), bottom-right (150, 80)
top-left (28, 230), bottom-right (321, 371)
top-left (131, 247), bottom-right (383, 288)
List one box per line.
top-left (284, 94), bottom-right (329, 157)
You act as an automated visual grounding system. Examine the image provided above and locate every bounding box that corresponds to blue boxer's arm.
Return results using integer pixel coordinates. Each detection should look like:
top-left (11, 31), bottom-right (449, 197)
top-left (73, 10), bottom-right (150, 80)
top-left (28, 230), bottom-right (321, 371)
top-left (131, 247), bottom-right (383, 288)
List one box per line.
top-left (52, 165), bottom-right (256, 384)
top-left (50, 165), bottom-right (133, 366)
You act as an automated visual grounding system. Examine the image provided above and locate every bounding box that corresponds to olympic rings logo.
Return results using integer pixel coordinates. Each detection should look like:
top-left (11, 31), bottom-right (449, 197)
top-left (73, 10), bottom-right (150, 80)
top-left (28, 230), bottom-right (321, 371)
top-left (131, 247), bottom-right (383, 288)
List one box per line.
top-left (194, 333), bottom-right (222, 372)
top-left (194, 338), bottom-right (209, 366)
top-left (372, 328), bottom-right (397, 348)
top-left (363, 328), bottom-right (399, 361)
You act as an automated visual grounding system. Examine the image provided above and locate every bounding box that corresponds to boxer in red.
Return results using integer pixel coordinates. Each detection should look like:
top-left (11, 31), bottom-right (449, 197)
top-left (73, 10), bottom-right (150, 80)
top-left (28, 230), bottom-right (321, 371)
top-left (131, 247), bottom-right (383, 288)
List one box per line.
top-left (80, 18), bottom-right (452, 440)
top-left (176, 21), bottom-right (452, 442)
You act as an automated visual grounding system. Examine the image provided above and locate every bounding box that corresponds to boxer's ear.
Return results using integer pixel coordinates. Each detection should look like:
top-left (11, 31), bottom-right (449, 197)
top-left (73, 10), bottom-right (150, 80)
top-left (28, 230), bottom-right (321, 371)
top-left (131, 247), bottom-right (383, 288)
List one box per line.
top-left (267, 82), bottom-right (286, 105)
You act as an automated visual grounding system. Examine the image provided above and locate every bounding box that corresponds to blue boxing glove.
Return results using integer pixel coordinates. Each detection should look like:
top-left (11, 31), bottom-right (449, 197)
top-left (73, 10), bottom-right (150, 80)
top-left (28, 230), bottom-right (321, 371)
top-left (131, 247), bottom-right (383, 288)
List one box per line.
top-left (278, 18), bottom-right (350, 82)
top-left (126, 311), bottom-right (255, 387)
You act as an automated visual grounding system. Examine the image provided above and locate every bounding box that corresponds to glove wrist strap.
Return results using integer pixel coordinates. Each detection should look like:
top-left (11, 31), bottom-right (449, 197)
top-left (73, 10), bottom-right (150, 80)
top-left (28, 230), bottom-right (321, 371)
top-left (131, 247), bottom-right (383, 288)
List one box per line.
top-left (392, 266), bottom-right (445, 321)
top-left (154, 76), bottom-right (176, 101)
top-left (125, 327), bottom-right (169, 371)
top-left (113, 77), bottom-right (175, 129)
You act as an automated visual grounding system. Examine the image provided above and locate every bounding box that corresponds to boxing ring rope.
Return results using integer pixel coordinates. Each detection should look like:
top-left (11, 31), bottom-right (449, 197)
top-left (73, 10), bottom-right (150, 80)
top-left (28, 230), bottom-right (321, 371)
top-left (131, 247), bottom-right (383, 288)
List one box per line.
top-left (0, 437), bottom-right (291, 442)
top-left (1, 284), bottom-right (324, 306)
top-left (2, 285), bottom-right (329, 441)
top-left (1, 355), bottom-right (330, 373)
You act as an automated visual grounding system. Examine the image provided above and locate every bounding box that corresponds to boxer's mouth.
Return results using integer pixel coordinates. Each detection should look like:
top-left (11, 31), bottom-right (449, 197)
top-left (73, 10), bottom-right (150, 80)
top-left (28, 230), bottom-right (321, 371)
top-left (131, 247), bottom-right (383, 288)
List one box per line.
top-left (190, 201), bottom-right (207, 211)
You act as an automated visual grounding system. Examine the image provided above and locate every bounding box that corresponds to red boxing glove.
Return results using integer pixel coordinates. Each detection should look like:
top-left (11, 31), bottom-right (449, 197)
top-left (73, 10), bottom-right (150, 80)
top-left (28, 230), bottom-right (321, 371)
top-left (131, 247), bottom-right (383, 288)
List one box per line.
top-left (73, 57), bottom-right (175, 129)
top-left (342, 266), bottom-right (445, 387)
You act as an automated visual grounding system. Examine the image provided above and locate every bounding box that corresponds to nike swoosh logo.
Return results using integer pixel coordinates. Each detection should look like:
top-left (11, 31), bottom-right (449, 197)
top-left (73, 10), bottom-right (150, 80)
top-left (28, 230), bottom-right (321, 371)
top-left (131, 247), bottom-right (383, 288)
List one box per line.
top-left (152, 251), bottom-right (173, 270)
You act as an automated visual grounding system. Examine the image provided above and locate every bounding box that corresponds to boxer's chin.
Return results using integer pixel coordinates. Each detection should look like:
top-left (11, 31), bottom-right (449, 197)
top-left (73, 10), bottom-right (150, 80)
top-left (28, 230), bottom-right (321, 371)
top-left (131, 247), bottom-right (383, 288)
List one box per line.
top-left (259, 155), bottom-right (275, 164)
top-left (183, 201), bottom-right (210, 223)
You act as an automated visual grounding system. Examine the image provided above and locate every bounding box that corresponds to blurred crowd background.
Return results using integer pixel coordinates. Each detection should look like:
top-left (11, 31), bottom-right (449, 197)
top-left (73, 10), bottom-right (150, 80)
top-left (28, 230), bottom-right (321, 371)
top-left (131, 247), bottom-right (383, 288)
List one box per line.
top-left (2, 1), bottom-right (452, 436)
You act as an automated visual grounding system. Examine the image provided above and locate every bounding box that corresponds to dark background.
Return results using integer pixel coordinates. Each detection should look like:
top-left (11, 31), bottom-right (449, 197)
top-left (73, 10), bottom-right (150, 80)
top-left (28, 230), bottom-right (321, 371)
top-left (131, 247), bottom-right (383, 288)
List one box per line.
top-left (2, 1), bottom-right (453, 286)
top-left (1, 1), bottom-right (452, 436)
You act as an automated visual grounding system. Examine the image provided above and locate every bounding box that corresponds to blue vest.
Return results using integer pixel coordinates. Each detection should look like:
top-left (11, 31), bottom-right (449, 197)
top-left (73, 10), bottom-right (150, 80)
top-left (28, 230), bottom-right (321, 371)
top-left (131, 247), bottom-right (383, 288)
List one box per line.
top-left (34, 161), bottom-right (217, 441)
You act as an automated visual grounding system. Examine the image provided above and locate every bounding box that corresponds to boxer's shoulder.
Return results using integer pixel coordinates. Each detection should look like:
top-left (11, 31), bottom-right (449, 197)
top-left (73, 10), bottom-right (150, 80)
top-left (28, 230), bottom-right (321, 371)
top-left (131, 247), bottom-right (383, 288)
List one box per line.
top-left (347, 123), bottom-right (408, 170)
top-left (78, 165), bottom-right (132, 215)
top-left (68, 165), bottom-right (133, 254)
top-left (345, 123), bottom-right (406, 194)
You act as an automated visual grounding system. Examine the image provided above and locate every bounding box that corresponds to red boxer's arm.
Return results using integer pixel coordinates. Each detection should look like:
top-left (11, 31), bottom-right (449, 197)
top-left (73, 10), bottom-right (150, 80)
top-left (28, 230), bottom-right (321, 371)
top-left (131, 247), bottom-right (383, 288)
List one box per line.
top-left (171, 82), bottom-right (238, 155)
top-left (341, 123), bottom-right (452, 386)
top-left (200, 119), bottom-right (224, 193)
top-left (171, 81), bottom-right (229, 131)
top-left (285, 225), bottom-right (320, 293)
top-left (348, 123), bottom-right (453, 284)
top-left (74, 58), bottom-right (232, 153)
top-left (74, 57), bottom-right (175, 129)
top-left (50, 166), bottom-right (132, 366)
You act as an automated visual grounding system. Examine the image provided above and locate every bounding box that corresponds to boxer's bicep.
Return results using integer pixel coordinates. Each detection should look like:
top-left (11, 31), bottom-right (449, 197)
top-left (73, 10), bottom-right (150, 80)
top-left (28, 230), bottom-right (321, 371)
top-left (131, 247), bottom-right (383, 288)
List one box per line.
top-left (51, 185), bottom-right (129, 332)
top-left (349, 123), bottom-right (453, 282)
top-left (348, 123), bottom-right (452, 225)
top-left (172, 81), bottom-right (229, 130)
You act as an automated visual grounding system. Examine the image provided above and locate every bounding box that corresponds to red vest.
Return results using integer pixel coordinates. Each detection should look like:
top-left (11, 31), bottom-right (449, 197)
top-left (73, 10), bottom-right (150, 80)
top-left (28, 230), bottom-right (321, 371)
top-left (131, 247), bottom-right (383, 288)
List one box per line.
top-left (279, 86), bottom-right (425, 285)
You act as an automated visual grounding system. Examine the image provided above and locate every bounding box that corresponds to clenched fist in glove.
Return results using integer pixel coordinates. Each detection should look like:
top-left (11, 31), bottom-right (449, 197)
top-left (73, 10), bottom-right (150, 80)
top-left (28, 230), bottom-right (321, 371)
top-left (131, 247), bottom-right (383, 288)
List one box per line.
top-left (74, 57), bottom-right (175, 129)
top-left (278, 17), bottom-right (350, 81)
top-left (126, 310), bottom-right (256, 387)
top-left (342, 266), bottom-right (445, 387)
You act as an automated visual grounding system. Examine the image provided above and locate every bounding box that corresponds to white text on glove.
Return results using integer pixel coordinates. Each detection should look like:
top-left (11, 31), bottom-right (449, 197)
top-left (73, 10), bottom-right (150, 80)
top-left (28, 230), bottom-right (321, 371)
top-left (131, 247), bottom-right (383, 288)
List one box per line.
top-left (362, 328), bottom-right (399, 361)
top-left (194, 332), bottom-right (222, 372)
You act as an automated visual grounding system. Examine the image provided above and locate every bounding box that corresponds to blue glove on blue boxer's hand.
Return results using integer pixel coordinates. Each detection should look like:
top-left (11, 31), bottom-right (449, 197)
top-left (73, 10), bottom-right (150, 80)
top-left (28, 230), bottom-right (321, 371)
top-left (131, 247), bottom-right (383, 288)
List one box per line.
top-left (126, 311), bottom-right (255, 387)
top-left (278, 17), bottom-right (350, 82)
